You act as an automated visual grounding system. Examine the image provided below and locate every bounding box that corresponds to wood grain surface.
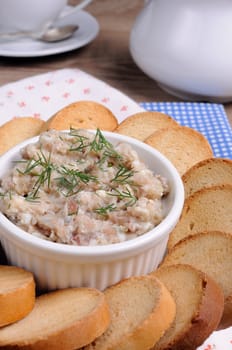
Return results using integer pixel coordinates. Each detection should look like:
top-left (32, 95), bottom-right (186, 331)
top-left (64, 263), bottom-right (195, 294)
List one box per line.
top-left (0, 0), bottom-right (231, 126)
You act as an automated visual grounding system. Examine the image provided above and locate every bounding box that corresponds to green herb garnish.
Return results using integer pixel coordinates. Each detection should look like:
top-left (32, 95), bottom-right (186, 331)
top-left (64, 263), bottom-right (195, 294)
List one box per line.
top-left (107, 186), bottom-right (137, 207)
top-left (90, 128), bottom-right (112, 152)
top-left (0, 190), bottom-right (11, 200)
top-left (16, 150), bottom-right (55, 199)
top-left (94, 203), bottom-right (117, 215)
top-left (56, 166), bottom-right (97, 196)
top-left (69, 128), bottom-right (90, 152)
top-left (111, 165), bottom-right (134, 184)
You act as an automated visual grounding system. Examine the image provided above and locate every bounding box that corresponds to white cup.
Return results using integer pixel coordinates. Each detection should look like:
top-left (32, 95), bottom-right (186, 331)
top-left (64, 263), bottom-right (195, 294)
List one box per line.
top-left (0, 0), bottom-right (92, 35)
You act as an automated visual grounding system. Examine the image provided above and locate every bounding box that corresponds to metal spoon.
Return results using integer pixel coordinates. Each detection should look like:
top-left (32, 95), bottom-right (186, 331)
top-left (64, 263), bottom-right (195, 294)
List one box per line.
top-left (0, 25), bottom-right (79, 43)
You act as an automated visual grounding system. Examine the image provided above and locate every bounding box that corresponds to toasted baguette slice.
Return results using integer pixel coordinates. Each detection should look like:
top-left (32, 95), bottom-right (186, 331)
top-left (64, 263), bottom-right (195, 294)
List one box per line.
top-left (145, 126), bottom-right (213, 175)
top-left (84, 275), bottom-right (176, 350)
top-left (161, 231), bottom-right (232, 329)
top-left (115, 111), bottom-right (178, 141)
top-left (42, 100), bottom-right (118, 132)
top-left (167, 184), bottom-right (232, 250)
top-left (0, 265), bottom-right (35, 327)
top-left (0, 117), bottom-right (45, 155)
top-left (182, 157), bottom-right (232, 198)
top-left (0, 288), bottom-right (110, 350)
top-left (151, 264), bottom-right (224, 350)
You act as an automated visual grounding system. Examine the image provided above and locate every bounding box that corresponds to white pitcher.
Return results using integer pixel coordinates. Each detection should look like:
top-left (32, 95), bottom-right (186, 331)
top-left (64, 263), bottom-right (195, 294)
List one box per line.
top-left (130, 0), bottom-right (232, 102)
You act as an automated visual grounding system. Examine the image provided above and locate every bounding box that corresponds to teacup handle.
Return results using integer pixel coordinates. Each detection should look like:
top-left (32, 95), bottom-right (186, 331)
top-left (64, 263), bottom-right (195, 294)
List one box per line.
top-left (58, 0), bottom-right (92, 18)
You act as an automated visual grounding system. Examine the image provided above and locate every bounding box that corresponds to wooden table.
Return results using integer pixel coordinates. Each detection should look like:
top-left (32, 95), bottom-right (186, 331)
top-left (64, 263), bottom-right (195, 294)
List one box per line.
top-left (0, 0), bottom-right (231, 127)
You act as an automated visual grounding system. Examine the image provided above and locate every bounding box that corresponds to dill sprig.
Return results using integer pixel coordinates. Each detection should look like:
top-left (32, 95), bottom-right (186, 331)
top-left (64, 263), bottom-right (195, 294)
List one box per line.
top-left (0, 191), bottom-right (6, 198)
top-left (0, 190), bottom-right (12, 200)
top-left (15, 158), bottom-right (41, 175)
top-left (111, 164), bottom-right (134, 184)
top-left (107, 187), bottom-right (137, 207)
top-left (94, 203), bottom-right (117, 215)
top-left (89, 129), bottom-right (123, 169)
top-left (16, 150), bottom-right (55, 199)
top-left (91, 129), bottom-right (122, 158)
top-left (90, 128), bottom-right (112, 152)
top-left (56, 166), bottom-right (97, 196)
top-left (68, 129), bottom-right (122, 167)
top-left (69, 128), bottom-right (90, 152)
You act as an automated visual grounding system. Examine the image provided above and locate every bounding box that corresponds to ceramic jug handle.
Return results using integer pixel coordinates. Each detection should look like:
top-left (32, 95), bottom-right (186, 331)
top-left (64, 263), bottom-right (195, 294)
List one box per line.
top-left (58, 0), bottom-right (92, 19)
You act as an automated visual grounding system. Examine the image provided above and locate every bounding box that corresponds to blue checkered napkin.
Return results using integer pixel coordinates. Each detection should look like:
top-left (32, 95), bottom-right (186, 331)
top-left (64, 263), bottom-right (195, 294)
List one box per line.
top-left (140, 102), bottom-right (232, 160)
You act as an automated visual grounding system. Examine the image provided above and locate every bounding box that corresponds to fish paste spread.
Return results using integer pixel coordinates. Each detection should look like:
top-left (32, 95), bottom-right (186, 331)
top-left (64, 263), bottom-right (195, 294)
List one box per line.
top-left (0, 129), bottom-right (169, 246)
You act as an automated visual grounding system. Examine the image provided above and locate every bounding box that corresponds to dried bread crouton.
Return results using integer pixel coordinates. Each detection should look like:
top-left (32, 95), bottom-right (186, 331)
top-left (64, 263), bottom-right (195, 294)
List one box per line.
top-left (0, 265), bottom-right (35, 327)
top-left (115, 111), bottom-right (178, 141)
top-left (84, 275), bottom-right (176, 350)
top-left (145, 126), bottom-right (213, 175)
top-left (182, 157), bottom-right (232, 198)
top-left (151, 264), bottom-right (224, 349)
top-left (42, 100), bottom-right (118, 132)
top-left (0, 117), bottom-right (45, 155)
top-left (0, 287), bottom-right (110, 349)
top-left (162, 231), bottom-right (232, 329)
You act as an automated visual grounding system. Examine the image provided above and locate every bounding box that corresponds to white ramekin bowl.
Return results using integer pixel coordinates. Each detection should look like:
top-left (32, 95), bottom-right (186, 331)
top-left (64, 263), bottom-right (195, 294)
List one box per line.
top-left (0, 131), bottom-right (184, 291)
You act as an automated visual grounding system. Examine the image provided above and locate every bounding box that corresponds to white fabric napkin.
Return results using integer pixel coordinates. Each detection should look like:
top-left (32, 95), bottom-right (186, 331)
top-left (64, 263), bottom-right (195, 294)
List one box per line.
top-left (0, 68), bottom-right (144, 124)
top-left (0, 68), bottom-right (231, 349)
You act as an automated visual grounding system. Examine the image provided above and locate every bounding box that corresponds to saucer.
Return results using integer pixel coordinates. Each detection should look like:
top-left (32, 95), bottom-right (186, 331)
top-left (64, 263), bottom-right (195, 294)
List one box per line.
top-left (0, 9), bottom-right (99, 57)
